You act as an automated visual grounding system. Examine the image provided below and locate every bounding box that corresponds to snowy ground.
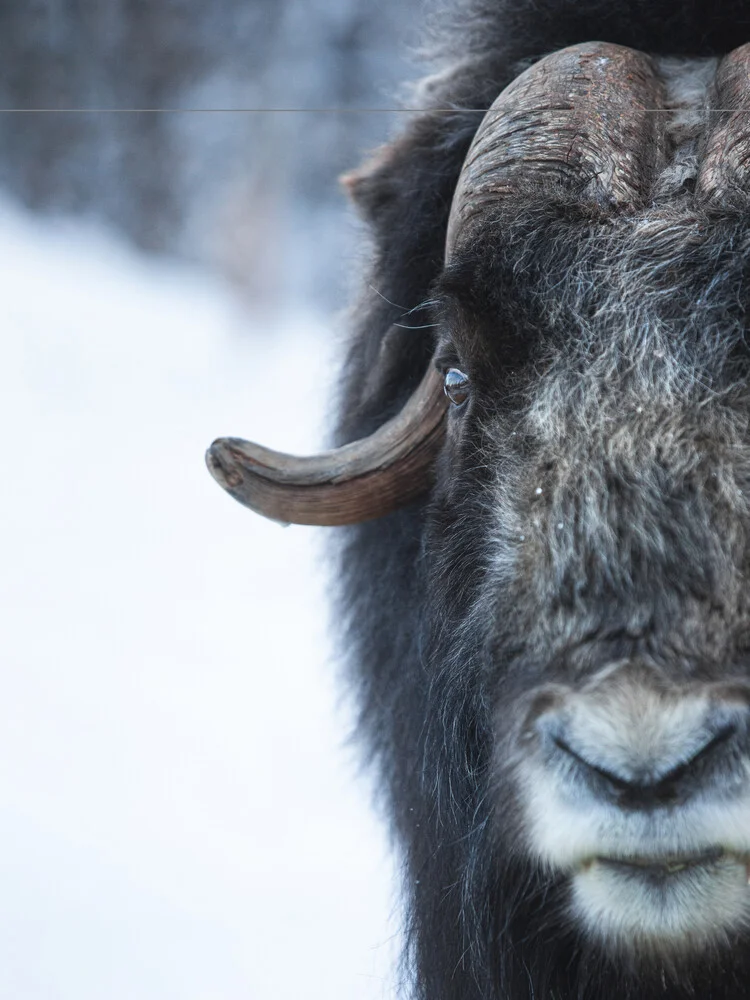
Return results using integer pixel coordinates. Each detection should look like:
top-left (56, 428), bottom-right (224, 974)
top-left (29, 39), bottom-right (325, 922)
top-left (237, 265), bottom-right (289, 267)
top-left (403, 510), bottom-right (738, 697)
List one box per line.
top-left (0, 199), bottom-right (399, 999)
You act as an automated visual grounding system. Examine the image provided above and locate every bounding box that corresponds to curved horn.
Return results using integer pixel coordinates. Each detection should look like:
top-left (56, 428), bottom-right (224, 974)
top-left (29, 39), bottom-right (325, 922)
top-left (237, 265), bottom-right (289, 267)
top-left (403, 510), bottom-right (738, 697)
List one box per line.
top-left (207, 42), bottom-right (666, 527)
top-left (446, 42), bottom-right (666, 259)
top-left (206, 366), bottom-right (447, 526)
top-left (697, 44), bottom-right (750, 204)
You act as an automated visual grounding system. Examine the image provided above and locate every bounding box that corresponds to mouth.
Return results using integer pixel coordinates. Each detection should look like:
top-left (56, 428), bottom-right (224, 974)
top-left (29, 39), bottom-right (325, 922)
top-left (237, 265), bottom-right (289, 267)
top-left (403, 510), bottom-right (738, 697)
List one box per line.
top-left (590, 846), bottom-right (734, 879)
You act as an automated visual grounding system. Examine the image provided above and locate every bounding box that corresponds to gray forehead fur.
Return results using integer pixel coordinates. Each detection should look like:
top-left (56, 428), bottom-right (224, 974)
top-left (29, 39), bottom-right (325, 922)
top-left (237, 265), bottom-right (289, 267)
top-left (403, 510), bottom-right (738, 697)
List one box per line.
top-left (483, 202), bottom-right (750, 669)
top-left (463, 58), bottom-right (750, 671)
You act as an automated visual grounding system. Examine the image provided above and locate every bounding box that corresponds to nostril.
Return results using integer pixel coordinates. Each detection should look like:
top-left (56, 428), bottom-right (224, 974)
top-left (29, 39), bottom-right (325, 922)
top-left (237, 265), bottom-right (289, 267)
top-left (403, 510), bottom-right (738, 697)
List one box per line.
top-left (682, 722), bottom-right (735, 763)
top-left (552, 735), bottom-right (634, 793)
top-left (655, 722), bottom-right (737, 785)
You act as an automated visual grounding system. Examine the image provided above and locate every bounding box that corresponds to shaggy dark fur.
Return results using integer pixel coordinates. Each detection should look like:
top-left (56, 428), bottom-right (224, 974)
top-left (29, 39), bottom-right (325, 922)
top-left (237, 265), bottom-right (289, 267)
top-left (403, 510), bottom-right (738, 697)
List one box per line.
top-left (334, 3), bottom-right (750, 997)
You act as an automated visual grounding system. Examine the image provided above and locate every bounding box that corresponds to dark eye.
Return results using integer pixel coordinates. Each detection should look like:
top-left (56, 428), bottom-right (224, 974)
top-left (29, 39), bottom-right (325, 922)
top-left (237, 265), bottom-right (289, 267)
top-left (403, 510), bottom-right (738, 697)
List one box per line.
top-left (444, 367), bottom-right (470, 407)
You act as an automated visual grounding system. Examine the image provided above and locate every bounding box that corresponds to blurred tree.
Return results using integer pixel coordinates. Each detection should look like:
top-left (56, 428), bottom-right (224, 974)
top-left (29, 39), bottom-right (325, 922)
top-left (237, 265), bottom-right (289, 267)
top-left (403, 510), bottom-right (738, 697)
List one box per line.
top-left (0, 0), bottom-right (416, 309)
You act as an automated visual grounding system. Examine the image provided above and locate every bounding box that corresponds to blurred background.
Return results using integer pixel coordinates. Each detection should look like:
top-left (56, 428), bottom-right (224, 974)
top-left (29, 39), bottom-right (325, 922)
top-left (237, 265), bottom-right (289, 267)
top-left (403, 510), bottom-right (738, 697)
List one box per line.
top-left (1, 2), bottom-right (422, 997)
top-left (0, 0), bottom-right (418, 308)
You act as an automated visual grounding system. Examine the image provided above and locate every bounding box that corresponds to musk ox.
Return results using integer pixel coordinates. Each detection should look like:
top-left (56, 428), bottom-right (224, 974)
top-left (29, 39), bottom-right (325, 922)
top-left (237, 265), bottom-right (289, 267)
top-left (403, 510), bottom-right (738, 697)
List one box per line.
top-left (206, 1), bottom-right (750, 996)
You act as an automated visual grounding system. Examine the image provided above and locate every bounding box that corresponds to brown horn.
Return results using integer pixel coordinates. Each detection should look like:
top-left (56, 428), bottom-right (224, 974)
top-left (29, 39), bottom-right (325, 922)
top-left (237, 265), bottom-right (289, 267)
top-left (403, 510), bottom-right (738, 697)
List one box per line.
top-left (206, 366), bottom-right (447, 526)
top-left (696, 44), bottom-right (750, 204)
top-left (207, 42), bottom-right (666, 527)
top-left (445, 42), bottom-right (666, 259)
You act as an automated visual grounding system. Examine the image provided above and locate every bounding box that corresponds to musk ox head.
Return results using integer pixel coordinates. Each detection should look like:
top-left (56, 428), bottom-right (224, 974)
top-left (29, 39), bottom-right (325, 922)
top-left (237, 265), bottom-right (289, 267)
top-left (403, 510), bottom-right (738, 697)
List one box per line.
top-left (208, 41), bottom-right (750, 986)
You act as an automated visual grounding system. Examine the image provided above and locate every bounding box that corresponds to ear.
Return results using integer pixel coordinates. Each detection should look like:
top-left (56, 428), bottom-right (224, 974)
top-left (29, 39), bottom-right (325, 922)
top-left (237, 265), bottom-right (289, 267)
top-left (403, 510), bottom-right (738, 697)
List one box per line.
top-left (338, 110), bottom-right (480, 247)
top-left (339, 143), bottom-right (403, 225)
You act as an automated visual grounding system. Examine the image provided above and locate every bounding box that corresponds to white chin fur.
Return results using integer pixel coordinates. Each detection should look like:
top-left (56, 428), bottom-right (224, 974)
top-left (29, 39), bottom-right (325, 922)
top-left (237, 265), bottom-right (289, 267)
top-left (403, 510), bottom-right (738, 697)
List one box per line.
top-left (571, 856), bottom-right (750, 952)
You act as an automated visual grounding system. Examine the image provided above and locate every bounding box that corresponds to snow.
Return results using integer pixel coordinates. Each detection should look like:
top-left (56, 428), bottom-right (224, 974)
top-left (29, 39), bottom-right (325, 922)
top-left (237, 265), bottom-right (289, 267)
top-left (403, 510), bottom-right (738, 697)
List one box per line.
top-left (0, 199), bottom-right (399, 999)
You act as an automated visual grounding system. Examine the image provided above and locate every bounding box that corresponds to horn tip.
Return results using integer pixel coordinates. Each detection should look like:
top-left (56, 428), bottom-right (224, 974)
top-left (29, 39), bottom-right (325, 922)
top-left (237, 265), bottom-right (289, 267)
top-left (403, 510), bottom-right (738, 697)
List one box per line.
top-left (206, 438), bottom-right (243, 491)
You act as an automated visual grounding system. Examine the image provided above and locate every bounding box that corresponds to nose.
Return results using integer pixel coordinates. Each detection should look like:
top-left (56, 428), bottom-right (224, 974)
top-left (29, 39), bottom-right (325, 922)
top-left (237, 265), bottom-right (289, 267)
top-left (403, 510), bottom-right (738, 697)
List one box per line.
top-left (535, 682), bottom-right (749, 811)
top-left (550, 721), bottom-right (737, 809)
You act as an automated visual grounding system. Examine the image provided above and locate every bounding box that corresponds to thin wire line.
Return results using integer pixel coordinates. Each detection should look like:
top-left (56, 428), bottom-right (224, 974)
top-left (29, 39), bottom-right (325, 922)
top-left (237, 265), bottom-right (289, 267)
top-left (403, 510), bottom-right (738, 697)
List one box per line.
top-left (0, 107), bottom-right (522, 113)
top-left (0, 107), bottom-right (747, 113)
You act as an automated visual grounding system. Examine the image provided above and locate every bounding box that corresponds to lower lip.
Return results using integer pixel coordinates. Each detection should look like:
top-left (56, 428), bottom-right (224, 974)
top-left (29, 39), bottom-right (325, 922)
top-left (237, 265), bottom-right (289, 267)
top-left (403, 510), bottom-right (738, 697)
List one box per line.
top-left (571, 851), bottom-right (750, 949)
